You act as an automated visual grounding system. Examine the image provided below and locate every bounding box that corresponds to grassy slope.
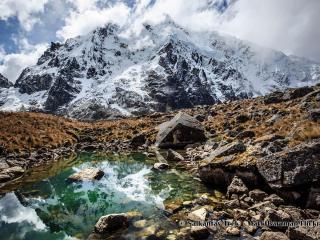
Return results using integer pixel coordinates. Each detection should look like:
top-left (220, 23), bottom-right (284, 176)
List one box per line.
top-left (0, 88), bottom-right (319, 159)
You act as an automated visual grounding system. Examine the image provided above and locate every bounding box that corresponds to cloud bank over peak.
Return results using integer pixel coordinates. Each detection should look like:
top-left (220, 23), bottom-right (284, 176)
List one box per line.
top-left (0, 0), bottom-right (320, 82)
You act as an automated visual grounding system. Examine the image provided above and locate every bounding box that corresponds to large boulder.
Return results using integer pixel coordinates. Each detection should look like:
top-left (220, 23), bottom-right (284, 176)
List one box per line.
top-left (155, 112), bottom-right (207, 148)
top-left (256, 140), bottom-right (320, 189)
top-left (67, 168), bottom-right (104, 182)
top-left (94, 213), bottom-right (128, 234)
top-left (286, 223), bottom-right (320, 240)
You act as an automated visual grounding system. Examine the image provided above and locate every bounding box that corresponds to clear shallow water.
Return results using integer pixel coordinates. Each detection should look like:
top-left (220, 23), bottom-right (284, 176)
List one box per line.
top-left (0, 152), bottom-right (211, 240)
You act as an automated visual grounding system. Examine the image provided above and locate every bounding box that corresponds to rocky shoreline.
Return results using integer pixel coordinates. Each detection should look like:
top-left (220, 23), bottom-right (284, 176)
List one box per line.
top-left (0, 84), bottom-right (320, 239)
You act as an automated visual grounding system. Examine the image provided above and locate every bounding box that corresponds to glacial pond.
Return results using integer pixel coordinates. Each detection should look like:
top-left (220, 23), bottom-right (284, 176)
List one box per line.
top-left (0, 152), bottom-right (215, 240)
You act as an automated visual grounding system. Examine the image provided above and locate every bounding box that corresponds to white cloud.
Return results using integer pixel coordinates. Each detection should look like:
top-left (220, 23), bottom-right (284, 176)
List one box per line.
top-left (0, 0), bottom-right (49, 31)
top-left (124, 0), bottom-right (320, 62)
top-left (0, 39), bottom-right (48, 82)
top-left (218, 0), bottom-right (320, 62)
top-left (57, 1), bottom-right (131, 40)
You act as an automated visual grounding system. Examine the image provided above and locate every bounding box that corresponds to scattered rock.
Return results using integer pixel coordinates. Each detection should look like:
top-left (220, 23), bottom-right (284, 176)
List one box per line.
top-left (94, 213), bottom-right (128, 234)
top-left (130, 133), bottom-right (146, 148)
top-left (194, 114), bottom-right (206, 122)
top-left (226, 226), bottom-right (240, 236)
top-left (260, 231), bottom-right (289, 240)
top-left (264, 91), bottom-right (284, 104)
top-left (237, 130), bottom-right (255, 139)
top-left (264, 209), bottom-right (291, 229)
top-left (166, 149), bottom-right (184, 161)
top-left (188, 208), bottom-right (208, 221)
top-left (227, 176), bottom-right (248, 197)
top-left (283, 87), bottom-right (314, 100)
top-left (264, 194), bottom-right (285, 206)
top-left (236, 114), bottom-right (250, 123)
top-left (67, 168), bottom-right (104, 182)
top-left (306, 188), bottom-right (320, 210)
top-left (152, 162), bottom-right (170, 171)
top-left (133, 219), bottom-right (147, 228)
top-left (286, 223), bottom-right (320, 240)
top-left (155, 112), bottom-right (207, 148)
top-left (309, 109), bottom-right (320, 121)
top-left (190, 226), bottom-right (210, 239)
top-left (205, 141), bottom-right (246, 160)
top-left (248, 189), bottom-right (268, 202)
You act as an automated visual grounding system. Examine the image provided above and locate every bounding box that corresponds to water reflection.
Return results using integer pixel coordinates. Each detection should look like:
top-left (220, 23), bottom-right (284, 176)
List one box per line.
top-left (0, 153), bottom-right (210, 239)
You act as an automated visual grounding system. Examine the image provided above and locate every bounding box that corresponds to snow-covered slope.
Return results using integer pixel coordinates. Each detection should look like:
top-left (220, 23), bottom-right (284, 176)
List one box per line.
top-left (0, 18), bottom-right (319, 119)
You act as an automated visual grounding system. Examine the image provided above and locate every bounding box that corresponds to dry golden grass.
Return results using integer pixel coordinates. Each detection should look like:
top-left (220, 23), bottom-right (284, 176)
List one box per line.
top-left (0, 88), bottom-right (319, 155)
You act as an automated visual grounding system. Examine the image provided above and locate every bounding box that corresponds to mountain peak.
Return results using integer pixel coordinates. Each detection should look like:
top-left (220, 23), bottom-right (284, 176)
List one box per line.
top-left (0, 20), bottom-right (319, 119)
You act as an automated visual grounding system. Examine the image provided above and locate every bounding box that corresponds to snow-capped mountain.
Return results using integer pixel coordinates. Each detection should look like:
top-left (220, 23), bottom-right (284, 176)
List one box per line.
top-left (0, 18), bottom-right (319, 119)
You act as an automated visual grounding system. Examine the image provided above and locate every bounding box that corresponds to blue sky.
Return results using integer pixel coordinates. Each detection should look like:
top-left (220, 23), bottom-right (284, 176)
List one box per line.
top-left (0, 0), bottom-right (319, 82)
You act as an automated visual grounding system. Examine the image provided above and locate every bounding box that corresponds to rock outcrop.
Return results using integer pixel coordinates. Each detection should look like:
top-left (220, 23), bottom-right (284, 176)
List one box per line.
top-left (0, 73), bottom-right (12, 88)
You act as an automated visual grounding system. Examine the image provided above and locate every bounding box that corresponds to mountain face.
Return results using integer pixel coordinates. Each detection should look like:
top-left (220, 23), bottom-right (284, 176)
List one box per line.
top-left (0, 74), bottom-right (12, 89)
top-left (0, 19), bottom-right (319, 119)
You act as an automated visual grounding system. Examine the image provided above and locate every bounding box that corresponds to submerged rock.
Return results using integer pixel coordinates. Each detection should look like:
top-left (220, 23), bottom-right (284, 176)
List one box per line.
top-left (94, 213), bottom-right (128, 234)
top-left (155, 112), bottom-right (207, 148)
top-left (67, 168), bottom-right (104, 182)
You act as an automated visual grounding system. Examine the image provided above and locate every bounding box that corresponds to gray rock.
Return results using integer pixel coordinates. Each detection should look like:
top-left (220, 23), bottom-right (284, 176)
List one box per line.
top-left (260, 231), bottom-right (289, 240)
top-left (166, 149), bottom-right (184, 161)
top-left (264, 91), bottom-right (284, 104)
top-left (283, 86), bottom-right (314, 100)
top-left (249, 189), bottom-right (268, 202)
top-left (130, 133), bottom-right (146, 148)
top-left (309, 109), bottom-right (320, 121)
top-left (257, 140), bottom-right (320, 189)
top-left (188, 208), bottom-right (208, 221)
top-left (264, 194), bottom-right (285, 206)
top-left (152, 162), bottom-right (170, 171)
top-left (94, 213), bottom-right (128, 233)
top-left (286, 223), bottom-right (320, 240)
top-left (155, 112), bottom-right (207, 148)
top-left (205, 141), bottom-right (246, 160)
top-left (190, 226), bottom-right (210, 239)
top-left (0, 73), bottom-right (13, 88)
top-left (227, 176), bottom-right (248, 198)
top-left (264, 209), bottom-right (291, 230)
top-left (306, 188), bottom-right (320, 210)
top-left (68, 168), bottom-right (104, 182)
top-left (236, 114), bottom-right (250, 123)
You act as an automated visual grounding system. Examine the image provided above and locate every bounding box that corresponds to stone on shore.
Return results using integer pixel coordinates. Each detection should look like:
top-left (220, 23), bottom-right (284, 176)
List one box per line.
top-left (152, 162), bottom-right (170, 171)
top-left (68, 168), bottom-right (104, 182)
top-left (94, 213), bottom-right (128, 234)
